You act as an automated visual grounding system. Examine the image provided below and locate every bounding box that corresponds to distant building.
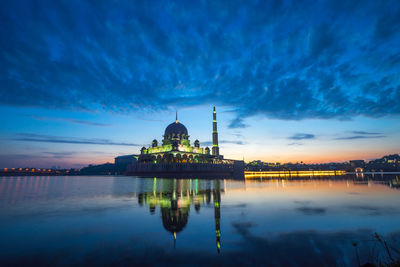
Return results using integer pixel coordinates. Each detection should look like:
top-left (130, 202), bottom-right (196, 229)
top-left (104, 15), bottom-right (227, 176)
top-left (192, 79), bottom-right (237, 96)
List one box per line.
top-left (365, 154), bottom-right (400, 172)
top-left (349, 160), bottom-right (365, 168)
top-left (114, 154), bottom-right (138, 166)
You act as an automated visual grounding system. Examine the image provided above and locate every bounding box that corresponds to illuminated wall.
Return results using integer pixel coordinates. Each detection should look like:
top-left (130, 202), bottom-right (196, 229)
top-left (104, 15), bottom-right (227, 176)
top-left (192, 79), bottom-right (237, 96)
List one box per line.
top-left (145, 144), bottom-right (205, 155)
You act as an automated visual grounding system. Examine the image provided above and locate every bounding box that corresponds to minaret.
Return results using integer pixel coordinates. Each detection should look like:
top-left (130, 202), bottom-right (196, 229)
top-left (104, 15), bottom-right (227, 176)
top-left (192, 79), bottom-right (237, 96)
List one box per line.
top-left (212, 107), bottom-right (219, 156)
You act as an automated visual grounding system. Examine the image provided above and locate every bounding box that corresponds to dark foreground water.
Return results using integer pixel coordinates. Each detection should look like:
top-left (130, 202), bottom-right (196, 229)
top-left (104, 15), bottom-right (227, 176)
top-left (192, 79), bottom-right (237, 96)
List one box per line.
top-left (0, 174), bottom-right (400, 266)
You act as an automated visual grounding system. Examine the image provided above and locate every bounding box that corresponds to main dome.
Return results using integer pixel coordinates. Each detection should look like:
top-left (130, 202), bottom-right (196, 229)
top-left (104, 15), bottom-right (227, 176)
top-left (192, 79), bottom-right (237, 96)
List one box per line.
top-left (164, 121), bottom-right (188, 137)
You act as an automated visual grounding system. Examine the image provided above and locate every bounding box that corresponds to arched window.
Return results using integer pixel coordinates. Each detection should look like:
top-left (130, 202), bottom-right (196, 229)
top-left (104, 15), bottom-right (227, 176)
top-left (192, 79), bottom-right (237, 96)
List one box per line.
top-left (176, 154), bottom-right (182, 163)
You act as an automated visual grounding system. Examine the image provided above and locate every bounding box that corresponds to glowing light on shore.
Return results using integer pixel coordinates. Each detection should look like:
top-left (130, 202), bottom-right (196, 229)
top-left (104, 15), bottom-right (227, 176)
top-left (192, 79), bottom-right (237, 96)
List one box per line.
top-left (244, 170), bottom-right (347, 179)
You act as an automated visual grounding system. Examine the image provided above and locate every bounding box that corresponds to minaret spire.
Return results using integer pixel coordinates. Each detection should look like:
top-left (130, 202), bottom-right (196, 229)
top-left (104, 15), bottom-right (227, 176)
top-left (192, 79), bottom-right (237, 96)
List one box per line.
top-left (175, 110), bottom-right (178, 123)
top-left (212, 106), bottom-right (219, 156)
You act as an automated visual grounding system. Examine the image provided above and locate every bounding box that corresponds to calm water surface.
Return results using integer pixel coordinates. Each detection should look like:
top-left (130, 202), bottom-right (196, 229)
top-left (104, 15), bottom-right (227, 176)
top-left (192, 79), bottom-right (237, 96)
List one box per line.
top-left (0, 175), bottom-right (400, 266)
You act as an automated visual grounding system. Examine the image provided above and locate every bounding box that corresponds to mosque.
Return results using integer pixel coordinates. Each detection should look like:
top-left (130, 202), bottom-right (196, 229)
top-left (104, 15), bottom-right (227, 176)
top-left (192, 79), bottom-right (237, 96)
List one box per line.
top-left (138, 106), bottom-right (221, 164)
top-left (122, 107), bottom-right (244, 178)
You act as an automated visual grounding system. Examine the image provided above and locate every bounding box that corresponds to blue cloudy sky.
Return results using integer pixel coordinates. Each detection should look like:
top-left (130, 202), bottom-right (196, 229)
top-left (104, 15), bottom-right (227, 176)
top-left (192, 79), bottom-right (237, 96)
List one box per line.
top-left (0, 0), bottom-right (399, 168)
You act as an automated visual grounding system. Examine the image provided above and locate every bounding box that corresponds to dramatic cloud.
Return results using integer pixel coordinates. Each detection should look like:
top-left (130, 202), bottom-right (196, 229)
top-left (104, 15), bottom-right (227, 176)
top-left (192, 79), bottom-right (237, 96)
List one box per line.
top-left (1, 0), bottom-right (400, 125)
top-left (13, 133), bottom-right (141, 146)
top-left (289, 133), bottom-right (316, 140)
top-left (29, 116), bottom-right (111, 126)
top-left (202, 140), bottom-right (245, 146)
top-left (41, 151), bottom-right (76, 158)
top-left (228, 118), bottom-right (248, 129)
top-left (335, 131), bottom-right (386, 140)
top-left (288, 142), bottom-right (303, 146)
top-left (334, 135), bottom-right (386, 140)
top-left (351, 131), bottom-right (382, 135)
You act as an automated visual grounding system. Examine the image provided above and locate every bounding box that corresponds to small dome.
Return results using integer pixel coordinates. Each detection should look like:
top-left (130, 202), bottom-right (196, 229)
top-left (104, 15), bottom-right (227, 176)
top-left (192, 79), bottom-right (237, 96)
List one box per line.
top-left (152, 139), bottom-right (158, 147)
top-left (194, 139), bottom-right (200, 148)
top-left (164, 121), bottom-right (188, 137)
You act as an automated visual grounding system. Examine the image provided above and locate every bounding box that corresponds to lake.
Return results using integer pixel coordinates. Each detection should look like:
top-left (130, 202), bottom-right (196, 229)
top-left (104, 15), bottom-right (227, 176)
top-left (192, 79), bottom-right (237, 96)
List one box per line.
top-left (0, 174), bottom-right (399, 266)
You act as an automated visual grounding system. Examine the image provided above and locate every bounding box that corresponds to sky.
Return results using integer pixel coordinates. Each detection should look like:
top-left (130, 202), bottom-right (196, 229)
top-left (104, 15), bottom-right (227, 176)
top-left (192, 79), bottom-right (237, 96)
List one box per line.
top-left (0, 0), bottom-right (400, 168)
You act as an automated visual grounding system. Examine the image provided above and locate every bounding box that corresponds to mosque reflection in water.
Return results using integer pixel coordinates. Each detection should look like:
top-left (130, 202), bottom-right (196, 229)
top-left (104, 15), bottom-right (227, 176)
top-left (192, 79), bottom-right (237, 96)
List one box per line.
top-left (137, 178), bottom-right (222, 253)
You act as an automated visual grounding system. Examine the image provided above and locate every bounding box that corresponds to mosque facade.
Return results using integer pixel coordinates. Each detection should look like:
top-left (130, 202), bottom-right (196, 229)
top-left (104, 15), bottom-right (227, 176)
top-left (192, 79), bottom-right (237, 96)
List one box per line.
top-left (124, 107), bottom-right (244, 179)
top-left (138, 107), bottom-right (221, 164)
